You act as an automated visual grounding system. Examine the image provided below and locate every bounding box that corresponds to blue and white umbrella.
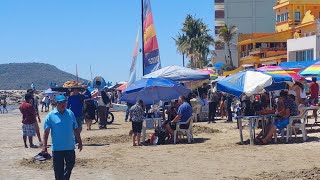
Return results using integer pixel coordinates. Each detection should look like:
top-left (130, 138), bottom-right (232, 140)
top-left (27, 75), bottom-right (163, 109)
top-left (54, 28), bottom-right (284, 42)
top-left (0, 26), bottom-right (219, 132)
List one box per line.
top-left (120, 78), bottom-right (191, 105)
top-left (216, 70), bottom-right (293, 97)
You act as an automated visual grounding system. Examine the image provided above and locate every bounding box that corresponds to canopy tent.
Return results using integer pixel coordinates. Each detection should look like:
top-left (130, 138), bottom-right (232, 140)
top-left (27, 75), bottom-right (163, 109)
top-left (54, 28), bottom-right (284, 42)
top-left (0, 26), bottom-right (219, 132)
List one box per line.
top-left (143, 65), bottom-right (210, 82)
top-left (279, 60), bottom-right (320, 69)
top-left (216, 70), bottom-right (293, 97)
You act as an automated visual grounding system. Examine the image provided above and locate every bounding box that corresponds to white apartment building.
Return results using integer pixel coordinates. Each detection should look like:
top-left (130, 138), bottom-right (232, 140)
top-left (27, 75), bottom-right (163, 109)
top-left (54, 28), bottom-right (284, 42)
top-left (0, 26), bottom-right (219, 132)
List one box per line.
top-left (214, 0), bottom-right (276, 67)
top-left (287, 34), bottom-right (320, 62)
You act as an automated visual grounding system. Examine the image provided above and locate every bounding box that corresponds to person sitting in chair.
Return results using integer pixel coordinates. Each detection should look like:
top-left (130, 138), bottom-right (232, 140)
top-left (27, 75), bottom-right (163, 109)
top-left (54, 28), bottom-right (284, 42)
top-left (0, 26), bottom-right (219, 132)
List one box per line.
top-left (165, 96), bottom-right (192, 142)
top-left (256, 91), bottom-right (298, 145)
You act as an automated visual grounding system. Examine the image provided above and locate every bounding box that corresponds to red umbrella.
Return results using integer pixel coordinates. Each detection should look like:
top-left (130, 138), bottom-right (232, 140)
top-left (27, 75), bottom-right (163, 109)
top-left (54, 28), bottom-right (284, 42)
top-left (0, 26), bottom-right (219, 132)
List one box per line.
top-left (116, 83), bottom-right (127, 91)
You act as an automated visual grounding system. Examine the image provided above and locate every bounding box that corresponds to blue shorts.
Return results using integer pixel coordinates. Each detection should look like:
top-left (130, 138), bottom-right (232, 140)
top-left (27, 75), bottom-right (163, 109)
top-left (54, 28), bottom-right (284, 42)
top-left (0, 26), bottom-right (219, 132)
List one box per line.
top-left (76, 116), bottom-right (83, 130)
top-left (274, 118), bottom-right (289, 131)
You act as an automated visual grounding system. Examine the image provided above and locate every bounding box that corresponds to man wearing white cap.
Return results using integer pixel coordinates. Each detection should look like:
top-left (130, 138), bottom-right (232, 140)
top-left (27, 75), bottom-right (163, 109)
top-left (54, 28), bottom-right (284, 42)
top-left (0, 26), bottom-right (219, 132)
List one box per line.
top-left (97, 86), bottom-right (111, 129)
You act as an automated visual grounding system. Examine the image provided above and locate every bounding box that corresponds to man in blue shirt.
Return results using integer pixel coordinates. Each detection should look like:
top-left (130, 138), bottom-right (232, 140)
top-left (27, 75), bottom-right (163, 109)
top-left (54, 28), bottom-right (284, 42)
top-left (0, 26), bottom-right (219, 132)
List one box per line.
top-left (67, 88), bottom-right (84, 133)
top-left (165, 96), bottom-right (192, 139)
top-left (42, 95), bottom-right (82, 180)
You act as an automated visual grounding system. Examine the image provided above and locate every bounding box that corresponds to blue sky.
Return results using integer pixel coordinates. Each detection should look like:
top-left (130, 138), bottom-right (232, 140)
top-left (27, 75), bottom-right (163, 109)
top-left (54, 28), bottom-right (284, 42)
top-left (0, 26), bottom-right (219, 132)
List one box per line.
top-left (0, 0), bottom-right (213, 84)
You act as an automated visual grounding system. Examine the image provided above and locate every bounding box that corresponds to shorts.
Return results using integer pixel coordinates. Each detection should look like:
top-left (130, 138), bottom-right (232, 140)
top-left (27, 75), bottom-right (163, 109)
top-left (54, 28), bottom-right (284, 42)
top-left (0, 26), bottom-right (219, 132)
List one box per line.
top-left (169, 122), bottom-right (189, 130)
top-left (274, 118), bottom-right (290, 131)
top-left (309, 98), bottom-right (319, 105)
top-left (76, 116), bottom-right (83, 130)
top-left (22, 123), bottom-right (36, 136)
top-left (132, 121), bottom-right (143, 133)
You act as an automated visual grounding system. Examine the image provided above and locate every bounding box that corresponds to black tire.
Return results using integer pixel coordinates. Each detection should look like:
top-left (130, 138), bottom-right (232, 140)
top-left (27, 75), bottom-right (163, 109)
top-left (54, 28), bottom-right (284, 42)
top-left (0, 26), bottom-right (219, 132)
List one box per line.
top-left (92, 110), bottom-right (99, 124)
top-left (106, 112), bottom-right (114, 124)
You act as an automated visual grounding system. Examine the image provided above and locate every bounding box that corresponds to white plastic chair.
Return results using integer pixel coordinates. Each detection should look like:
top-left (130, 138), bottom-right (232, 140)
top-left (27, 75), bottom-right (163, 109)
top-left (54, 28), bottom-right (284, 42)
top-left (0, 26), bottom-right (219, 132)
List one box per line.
top-left (173, 115), bottom-right (195, 144)
top-left (200, 103), bottom-right (209, 121)
top-left (141, 118), bottom-right (156, 143)
top-left (286, 109), bottom-right (308, 142)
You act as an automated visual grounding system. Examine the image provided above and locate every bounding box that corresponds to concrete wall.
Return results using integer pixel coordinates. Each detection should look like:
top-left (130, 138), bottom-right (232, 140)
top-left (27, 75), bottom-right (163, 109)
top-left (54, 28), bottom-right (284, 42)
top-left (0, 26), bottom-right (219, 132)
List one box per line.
top-left (287, 35), bottom-right (320, 61)
top-left (214, 0), bottom-right (276, 67)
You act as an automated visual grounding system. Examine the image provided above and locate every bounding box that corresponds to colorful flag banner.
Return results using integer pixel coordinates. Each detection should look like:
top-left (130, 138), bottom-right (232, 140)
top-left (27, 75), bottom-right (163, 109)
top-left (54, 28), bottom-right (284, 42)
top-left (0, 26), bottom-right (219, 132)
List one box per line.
top-left (128, 28), bottom-right (140, 86)
top-left (143, 0), bottom-right (161, 75)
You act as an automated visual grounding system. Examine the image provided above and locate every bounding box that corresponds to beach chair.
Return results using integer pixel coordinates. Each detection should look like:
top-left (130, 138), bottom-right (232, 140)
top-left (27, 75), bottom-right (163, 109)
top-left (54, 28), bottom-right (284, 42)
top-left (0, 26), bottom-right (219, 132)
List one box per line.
top-left (286, 109), bottom-right (308, 142)
top-left (173, 115), bottom-right (195, 144)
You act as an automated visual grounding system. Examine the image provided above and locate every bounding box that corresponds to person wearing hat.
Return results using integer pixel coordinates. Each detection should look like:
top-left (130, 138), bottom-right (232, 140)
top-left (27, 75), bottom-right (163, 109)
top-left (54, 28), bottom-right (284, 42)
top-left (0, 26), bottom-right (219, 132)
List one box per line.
top-left (97, 86), bottom-right (111, 129)
top-left (42, 95), bottom-right (82, 180)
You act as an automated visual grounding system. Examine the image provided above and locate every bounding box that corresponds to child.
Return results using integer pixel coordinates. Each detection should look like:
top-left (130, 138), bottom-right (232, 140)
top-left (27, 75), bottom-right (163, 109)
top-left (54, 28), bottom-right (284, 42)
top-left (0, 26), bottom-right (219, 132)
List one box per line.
top-left (84, 99), bottom-right (96, 130)
top-left (19, 93), bottom-right (37, 148)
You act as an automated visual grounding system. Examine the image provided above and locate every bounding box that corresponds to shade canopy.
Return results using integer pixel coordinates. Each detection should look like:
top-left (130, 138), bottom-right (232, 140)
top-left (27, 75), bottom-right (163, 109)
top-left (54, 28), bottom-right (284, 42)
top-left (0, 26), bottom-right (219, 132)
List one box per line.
top-left (299, 61), bottom-right (320, 77)
top-left (143, 65), bottom-right (210, 82)
top-left (216, 70), bottom-right (293, 97)
top-left (120, 78), bottom-right (191, 105)
top-left (258, 66), bottom-right (305, 81)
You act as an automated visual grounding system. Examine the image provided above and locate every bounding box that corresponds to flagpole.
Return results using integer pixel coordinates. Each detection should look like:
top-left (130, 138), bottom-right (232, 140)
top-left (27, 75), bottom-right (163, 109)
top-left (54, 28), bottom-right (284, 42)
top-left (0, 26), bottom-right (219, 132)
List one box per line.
top-left (76, 64), bottom-right (79, 82)
top-left (141, 0), bottom-right (145, 76)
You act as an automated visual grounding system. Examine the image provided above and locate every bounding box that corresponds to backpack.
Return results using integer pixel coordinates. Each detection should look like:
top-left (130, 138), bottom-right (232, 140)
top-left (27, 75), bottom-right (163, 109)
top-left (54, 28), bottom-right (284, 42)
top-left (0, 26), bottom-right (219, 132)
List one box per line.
top-left (101, 91), bottom-right (110, 105)
top-left (155, 127), bottom-right (166, 145)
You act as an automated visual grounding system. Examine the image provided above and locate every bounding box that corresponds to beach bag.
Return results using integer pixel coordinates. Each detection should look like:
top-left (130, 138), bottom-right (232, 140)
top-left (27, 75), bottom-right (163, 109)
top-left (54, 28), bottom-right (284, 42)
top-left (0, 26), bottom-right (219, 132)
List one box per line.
top-left (155, 127), bottom-right (166, 145)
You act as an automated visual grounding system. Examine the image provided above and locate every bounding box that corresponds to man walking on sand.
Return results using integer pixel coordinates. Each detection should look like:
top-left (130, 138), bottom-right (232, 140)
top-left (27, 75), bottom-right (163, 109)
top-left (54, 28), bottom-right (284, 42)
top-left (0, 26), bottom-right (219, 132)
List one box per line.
top-left (67, 88), bottom-right (85, 135)
top-left (20, 93), bottom-right (38, 148)
top-left (42, 95), bottom-right (83, 180)
top-left (27, 89), bottom-right (43, 146)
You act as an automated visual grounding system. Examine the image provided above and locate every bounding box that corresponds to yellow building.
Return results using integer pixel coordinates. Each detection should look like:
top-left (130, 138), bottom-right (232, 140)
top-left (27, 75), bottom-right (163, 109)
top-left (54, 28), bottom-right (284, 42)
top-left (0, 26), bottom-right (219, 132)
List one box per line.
top-left (237, 0), bottom-right (320, 68)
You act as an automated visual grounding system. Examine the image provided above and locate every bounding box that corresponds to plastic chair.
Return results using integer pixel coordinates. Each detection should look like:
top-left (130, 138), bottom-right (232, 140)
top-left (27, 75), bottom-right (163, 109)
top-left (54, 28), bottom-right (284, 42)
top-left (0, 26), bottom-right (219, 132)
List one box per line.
top-left (173, 115), bottom-right (195, 144)
top-left (286, 109), bottom-right (308, 142)
top-left (200, 104), bottom-right (209, 121)
top-left (141, 118), bottom-right (156, 143)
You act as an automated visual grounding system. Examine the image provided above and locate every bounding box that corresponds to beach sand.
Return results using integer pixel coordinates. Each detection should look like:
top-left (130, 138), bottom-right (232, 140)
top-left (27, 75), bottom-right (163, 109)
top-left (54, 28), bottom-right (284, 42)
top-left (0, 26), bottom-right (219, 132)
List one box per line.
top-left (1, 110), bottom-right (320, 180)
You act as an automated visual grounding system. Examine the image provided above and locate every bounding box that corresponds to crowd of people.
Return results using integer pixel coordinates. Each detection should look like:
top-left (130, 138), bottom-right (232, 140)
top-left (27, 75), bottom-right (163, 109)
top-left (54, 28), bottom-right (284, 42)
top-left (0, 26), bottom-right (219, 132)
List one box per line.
top-left (15, 77), bottom-right (320, 179)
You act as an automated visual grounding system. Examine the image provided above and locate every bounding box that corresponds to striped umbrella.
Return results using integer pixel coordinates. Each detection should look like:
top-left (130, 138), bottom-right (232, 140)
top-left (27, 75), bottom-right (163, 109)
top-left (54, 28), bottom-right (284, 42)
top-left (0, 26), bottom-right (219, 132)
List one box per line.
top-left (299, 61), bottom-right (320, 77)
top-left (258, 66), bottom-right (305, 81)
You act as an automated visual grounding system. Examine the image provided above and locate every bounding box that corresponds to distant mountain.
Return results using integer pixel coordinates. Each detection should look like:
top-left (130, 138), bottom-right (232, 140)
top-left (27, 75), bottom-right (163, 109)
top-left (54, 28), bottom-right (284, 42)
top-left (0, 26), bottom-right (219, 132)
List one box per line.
top-left (0, 63), bottom-right (88, 90)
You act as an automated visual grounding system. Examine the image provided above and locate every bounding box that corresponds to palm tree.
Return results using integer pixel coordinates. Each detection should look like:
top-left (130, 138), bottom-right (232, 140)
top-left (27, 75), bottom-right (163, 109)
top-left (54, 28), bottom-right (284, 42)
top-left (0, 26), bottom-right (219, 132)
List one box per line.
top-left (218, 24), bottom-right (237, 67)
top-left (174, 14), bottom-right (214, 69)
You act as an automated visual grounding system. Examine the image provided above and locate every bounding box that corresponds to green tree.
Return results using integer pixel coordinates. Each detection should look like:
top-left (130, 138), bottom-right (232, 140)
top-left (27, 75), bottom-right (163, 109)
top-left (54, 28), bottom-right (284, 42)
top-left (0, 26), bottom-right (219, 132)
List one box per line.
top-left (174, 14), bottom-right (214, 69)
top-left (218, 24), bottom-right (237, 68)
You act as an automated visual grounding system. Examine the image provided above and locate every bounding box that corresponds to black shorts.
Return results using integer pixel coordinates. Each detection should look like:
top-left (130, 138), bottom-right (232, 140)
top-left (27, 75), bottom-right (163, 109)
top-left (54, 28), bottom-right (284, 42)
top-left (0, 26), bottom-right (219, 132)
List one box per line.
top-left (169, 122), bottom-right (189, 130)
top-left (132, 121), bottom-right (143, 133)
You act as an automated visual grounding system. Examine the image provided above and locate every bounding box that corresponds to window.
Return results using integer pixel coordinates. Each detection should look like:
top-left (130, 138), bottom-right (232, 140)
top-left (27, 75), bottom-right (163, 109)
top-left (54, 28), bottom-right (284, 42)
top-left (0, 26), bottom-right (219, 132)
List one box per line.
top-left (296, 49), bottom-right (314, 61)
top-left (215, 10), bottom-right (224, 18)
top-left (277, 15), bottom-right (281, 22)
top-left (294, 12), bottom-right (300, 20)
top-left (285, 12), bottom-right (289, 20)
top-left (281, 14), bottom-right (285, 21)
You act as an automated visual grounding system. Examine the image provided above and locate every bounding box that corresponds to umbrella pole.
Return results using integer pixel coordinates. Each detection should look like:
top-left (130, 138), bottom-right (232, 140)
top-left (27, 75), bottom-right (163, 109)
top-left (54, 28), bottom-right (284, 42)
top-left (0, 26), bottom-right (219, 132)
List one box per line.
top-left (269, 92), bottom-right (272, 109)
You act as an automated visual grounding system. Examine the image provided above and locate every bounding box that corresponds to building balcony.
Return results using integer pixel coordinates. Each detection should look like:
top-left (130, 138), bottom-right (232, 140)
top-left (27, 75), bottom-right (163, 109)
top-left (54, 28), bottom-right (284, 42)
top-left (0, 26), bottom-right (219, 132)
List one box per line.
top-left (260, 54), bottom-right (287, 62)
top-left (242, 47), bottom-right (287, 56)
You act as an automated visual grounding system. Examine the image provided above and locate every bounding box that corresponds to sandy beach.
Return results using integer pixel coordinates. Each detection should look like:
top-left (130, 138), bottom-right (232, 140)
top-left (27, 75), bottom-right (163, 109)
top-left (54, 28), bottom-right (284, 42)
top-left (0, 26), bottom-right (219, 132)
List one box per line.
top-left (2, 109), bottom-right (320, 180)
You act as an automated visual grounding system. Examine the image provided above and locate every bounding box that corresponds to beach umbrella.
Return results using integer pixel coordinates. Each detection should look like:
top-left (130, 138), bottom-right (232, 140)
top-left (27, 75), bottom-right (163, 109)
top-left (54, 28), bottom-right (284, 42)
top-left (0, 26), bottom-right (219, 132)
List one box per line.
top-left (299, 61), bottom-right (320, 77)
top-left (258, 66), bottom-right (305, 81)
top-left (120, 78), bottom-right (191, 105)
top-left (216, 70), bottom-right (293, 97)
top-left (143, 65), bottom-right (210, 82)
top-left (116, 83), bottom-right (127, 91)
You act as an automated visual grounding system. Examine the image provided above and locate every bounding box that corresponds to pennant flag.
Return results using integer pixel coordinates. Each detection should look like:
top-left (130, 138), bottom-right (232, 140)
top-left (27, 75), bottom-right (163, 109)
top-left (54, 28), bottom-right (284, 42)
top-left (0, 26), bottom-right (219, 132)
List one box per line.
top-left (143, 0), bottom-right (161, 75)
top-left (128, 28), bottom-right (140, 86)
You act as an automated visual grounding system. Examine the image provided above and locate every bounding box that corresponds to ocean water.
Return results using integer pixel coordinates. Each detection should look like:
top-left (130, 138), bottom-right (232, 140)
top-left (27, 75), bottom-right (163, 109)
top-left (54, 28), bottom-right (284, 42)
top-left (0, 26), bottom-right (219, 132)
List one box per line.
top-left (0, 105), bottom-right (19, 112)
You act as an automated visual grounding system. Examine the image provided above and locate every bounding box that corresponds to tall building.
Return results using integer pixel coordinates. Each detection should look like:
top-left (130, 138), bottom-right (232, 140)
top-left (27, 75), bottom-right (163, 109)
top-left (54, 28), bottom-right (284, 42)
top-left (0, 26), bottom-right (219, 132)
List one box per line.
top-left (214, 0), bottom-right (276, 67)
top-left (237, 0), bottom-right (320, 70)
